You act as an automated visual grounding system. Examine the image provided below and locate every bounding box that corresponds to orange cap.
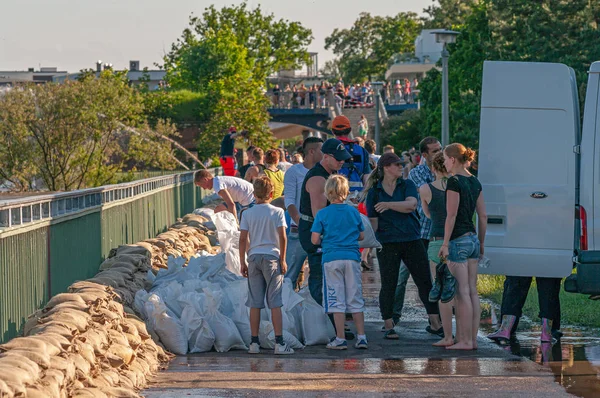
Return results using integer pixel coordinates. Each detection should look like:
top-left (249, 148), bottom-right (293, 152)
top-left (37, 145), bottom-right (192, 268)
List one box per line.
top-left (332, 115), bottom-right (351, 131)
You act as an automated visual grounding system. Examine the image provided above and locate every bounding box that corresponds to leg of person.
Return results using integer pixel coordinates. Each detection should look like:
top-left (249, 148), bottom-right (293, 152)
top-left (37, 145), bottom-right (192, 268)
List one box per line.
top-left (377, 242), bottom-right (403, 338)
top-left (467, 261), bottom-right (481, 349)
top-left (445, 236), bottom-right (475, 350)
top-left (392, 264), bottom-right (410, 324)
top-left (360, 248), bottom-right (371, 271)
top-left (323, 260), bottom-right (348, 350)
top-left (285, 228), bottom-right (308, 288)
top-left (298, 220), bottom-right (324, 305)
top-left (261, 254), bottom-right (293, 355)
top-left (344, 260), bottom-right (368, 349)
top-left (430, 260), bottom-right (454, 347)
top-left (537, 276), bottom-right (562, 342)
top-left (246, 255), bottom-right (267, 354)
top-left (488, 276), bottom-right (532, 341)
top-left (548, 277), bottom-right (563, 336)
top-left (401, 240), bottom-right (441, 331)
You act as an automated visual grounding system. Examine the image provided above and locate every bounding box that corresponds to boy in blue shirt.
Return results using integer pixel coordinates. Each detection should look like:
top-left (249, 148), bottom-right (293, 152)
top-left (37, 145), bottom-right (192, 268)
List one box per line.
top-left (311, 175), bottom-right (367, 349)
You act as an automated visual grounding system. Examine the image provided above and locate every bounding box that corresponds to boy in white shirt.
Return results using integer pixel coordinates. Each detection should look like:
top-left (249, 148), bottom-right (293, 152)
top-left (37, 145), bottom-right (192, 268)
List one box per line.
top-left (239, 176), bottom-right (294, 355)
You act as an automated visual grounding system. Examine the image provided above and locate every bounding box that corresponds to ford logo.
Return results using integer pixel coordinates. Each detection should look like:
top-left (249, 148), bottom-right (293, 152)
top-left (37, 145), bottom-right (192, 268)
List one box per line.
top-left (530, 192), bottom-right (548, 199)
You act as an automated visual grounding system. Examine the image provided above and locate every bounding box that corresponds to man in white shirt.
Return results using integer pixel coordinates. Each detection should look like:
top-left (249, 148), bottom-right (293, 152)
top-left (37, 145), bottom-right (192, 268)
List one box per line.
top-left (194, 170), bottom-right (254, 221)
top-left (283, 137), bottom-right (323, 287)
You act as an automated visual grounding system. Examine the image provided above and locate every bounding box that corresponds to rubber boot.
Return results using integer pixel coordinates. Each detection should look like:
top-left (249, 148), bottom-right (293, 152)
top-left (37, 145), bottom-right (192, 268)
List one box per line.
top-left (541, 318), bottom-right (555, 343)
top-left (428, 263), bottom-right (443, 303)
top-left (487, 315), bottom-right (517, 343)
top-left (440, 263), bottom-right (456, 303)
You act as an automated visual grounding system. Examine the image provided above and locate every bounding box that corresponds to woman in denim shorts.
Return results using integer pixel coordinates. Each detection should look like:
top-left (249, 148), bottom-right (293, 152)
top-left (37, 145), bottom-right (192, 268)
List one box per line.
top-left (438, 144), bottom-right (488, 350)
top-left (420, 152), bottom-right (455, 347)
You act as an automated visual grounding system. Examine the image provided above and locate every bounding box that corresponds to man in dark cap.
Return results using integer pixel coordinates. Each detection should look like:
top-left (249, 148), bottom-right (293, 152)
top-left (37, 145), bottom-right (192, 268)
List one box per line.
top-left (298, 138), bottom-right (351, 308)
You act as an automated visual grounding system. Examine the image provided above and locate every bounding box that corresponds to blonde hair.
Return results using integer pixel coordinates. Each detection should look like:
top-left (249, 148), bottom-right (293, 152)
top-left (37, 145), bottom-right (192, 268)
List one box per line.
top-left (444, 143), bottom-right (476, 164)
top-left (325, 175), bottom-right (349, 203)
top-left (253, 176), bottom-right (273, 200)
top-left (431, 151), bottom-right (447, 174)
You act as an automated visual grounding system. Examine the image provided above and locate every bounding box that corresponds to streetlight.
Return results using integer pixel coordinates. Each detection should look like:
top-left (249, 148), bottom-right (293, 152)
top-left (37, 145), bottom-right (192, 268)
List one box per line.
top-left (371, 81), bottom-right (384, 154)
top-left (432, 30), bottom-right (460, 146)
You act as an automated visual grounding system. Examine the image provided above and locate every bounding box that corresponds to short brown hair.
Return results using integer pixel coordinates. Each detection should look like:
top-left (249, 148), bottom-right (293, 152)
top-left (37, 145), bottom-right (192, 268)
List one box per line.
top-left (253, 176), bottom-right (273, 200)
top-left (419, 136), bottom-right (440, 154)
top-left (252, 148), bottom-right (264, 160)
top-left (364, 139), bottom-right (376, 155)
top-left (325, 175), bottom-right (349, 203)
top-left (194, 169), bottom-right (212, 183)
top-left (383, 145), bottom-right (395, 153)
top-left (264, 149), bottom-right (280, 165)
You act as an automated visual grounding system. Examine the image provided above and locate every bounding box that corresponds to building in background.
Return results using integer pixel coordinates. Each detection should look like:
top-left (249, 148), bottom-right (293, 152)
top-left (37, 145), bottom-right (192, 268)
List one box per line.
top-left (0, 67), bottom-right (69, 86)
top-left (385, 29), bottom-right (444, 83)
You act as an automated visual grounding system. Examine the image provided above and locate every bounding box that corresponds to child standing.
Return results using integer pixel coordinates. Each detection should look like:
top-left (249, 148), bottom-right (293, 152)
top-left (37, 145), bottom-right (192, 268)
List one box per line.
top-left (239, 176), bottom-right (294, 355)
top-left (311, 175), bottom-right (367, 349)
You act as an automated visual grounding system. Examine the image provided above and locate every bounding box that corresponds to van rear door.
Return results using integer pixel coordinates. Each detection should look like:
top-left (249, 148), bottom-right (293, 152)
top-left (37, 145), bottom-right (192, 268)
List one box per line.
top-left (478, 61), bottom-right (579, 278)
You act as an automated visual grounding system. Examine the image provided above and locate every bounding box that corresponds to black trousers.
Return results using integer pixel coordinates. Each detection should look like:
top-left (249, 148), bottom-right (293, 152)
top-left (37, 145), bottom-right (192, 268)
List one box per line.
top-left (298, 219), bottom-right (324, 306)
top-left (378, 240), bottom-right (439, 320)
top-left (500, 276), bottom-right (562, 332)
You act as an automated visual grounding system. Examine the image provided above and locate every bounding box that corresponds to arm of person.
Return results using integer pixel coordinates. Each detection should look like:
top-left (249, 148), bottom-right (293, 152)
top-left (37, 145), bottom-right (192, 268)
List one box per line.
top-left (239, 229), bottom-right (249, 277)
top-left (217, 189), bottom-right (237, 221)
top-left (365, 189), bottom-right (379, 232)
top-left (244, 166), bottom-right (257, 182)
top-left (358, 231), bottom-right (365, 241)
top-left (375, 197), bottom-right (417, 213)
top-left (277, 226), bottom-right (288, 275)
top-left (419, 184), bottom-right (432, 219)
top-left (476, 191), bottom-right (488, 257)
top-left (306, 176), bottom-right (327, 218)
top-left (311, 232), bottom-right (321, 246)
top-left (283, 170), bottom-right (300, 225)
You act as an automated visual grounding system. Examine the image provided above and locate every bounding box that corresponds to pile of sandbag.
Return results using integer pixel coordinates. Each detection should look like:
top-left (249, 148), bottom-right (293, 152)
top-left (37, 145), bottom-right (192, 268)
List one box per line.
top-left (134, 211), bottom-right (335, 355)
top-left (0, 209), bottom-right (218, 397)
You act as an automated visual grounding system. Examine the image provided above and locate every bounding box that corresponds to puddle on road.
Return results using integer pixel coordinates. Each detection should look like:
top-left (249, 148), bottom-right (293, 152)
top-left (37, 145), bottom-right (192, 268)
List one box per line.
top-left (480, 302), bottom-right (600, 398)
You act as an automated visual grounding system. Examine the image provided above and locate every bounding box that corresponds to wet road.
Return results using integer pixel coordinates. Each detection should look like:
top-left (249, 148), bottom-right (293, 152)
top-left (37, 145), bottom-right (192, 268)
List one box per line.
top-left (145, 262), bottom-right (600, 397)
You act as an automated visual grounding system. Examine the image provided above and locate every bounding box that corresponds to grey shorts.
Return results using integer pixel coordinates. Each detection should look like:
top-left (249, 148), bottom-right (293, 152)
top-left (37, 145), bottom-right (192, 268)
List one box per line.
top-left (246, 254), bottom-right (284, 309)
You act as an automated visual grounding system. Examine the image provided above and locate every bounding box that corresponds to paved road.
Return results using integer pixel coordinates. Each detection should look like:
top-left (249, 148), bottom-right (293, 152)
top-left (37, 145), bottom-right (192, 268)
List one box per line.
top-left (144, 260), bottom-right (579, 397)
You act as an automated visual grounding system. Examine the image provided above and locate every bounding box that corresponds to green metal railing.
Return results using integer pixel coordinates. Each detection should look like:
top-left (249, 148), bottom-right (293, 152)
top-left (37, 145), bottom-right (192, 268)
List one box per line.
top-left (0, 168), bottom-right (220, 342)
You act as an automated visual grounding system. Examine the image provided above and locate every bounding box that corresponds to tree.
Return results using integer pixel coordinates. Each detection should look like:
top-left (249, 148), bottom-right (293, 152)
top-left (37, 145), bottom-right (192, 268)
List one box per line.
top-left (0, 72), bottom-right (178, 191)
top-left (422, 0), bottom-right (479, 29)
top-left (320, 59), bottom-right (342, 81)
top-left (163, 1), bottom-right (313, 85)
top-left (381, 110), bottom-right (428, 152)
top-left (325, 12), bottom-right (422, 82)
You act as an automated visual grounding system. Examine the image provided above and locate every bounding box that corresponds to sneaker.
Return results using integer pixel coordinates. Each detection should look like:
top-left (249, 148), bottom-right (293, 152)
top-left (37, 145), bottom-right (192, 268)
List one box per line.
top-left (326, 339), bottom-right (348, 350)
top-left (354, 339), bottom-right (368, 349)
top-left (384, 328), bottom-right (399, 340)
top-left (274, 343), bottom-right (294, 355)
top-left (248, 342), bottom-right (260, 354)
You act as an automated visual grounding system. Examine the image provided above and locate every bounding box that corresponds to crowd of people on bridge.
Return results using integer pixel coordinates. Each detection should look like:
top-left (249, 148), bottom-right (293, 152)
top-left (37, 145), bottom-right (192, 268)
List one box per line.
top-left (194, 116), bottom-right (562, 355)
top-left (269, 78), bottom-right (419, 110)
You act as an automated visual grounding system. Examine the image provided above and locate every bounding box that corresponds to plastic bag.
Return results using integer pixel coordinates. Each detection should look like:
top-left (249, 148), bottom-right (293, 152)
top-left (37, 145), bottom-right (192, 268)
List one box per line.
top-left (212, 212), bottom-right (242, 276)
top-left (144, 294), bottom-right (187, 355)
top-left (359, 213), bottom-right (382, 249)
top-left (298, 288), bottom-right (335, 345)
top-left (193, 208), bottom-right (217, 230)
top-left (258, 321), bottom-right (304, 350)
top-left (153, 281), bottom-right (184, 318)
top-left (203, 287), bottom-right (247, 352)
top-left (180, 305), bottom-right (215, 353)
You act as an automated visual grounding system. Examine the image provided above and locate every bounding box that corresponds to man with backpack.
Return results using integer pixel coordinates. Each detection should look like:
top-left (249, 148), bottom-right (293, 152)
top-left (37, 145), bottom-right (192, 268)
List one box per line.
top-left (330, 115), bottom-right (372, 196)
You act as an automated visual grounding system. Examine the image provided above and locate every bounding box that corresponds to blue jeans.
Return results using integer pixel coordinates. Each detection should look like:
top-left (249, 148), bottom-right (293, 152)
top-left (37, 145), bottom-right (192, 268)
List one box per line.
top-left (448, 233), bottom-right (480, 263)
top-left (285, 228), bottom-right (308, 287)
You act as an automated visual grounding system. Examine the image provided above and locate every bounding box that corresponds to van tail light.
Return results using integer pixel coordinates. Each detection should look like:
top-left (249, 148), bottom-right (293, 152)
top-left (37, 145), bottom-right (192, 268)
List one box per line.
top-left (578, 205), bottom-right (588, 251)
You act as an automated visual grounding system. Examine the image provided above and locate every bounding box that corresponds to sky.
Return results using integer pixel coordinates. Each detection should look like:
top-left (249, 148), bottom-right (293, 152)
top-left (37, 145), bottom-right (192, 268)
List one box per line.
top-left (0, 0), bottom-right (433, 72)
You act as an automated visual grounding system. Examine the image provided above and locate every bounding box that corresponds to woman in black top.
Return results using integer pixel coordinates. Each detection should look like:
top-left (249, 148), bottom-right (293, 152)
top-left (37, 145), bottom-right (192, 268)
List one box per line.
top-left (365, 153), bottom-right (441, 340)
top-left (420, 152), bottom-right (454, 347)
top-left (439, 143), bottom-right (487, 350)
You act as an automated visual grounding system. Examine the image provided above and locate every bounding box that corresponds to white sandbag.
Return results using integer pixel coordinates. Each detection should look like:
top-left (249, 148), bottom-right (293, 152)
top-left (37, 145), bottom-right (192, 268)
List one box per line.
top-left (258, 321), bottom-right (304, 350)
top-left (203, 288), bottom-right (247, 352)
top-left (261, 307), bottom-right (299, 339)
top-left (144, 294), bottom-right (187, 355)
top-left (194, 252), bottom-right (227, 280)
top-left (298, 288), bottom-right (335, 345)
top-left (153, 256), bottom-right (186, 287)
top-left (153, 281), bottom-right (184, 318)
top-left (146, 270), bottom-right (156, 284)
top-left (282, 279), bottom-right (303, 311)
top-left (177, 291), bottom-right (206, 316)
top-left (193, 208), bottom-right (217, 230)
top-left (212, 212), bottom-right (242, 276)
top-left (290, 304), bottom-right (304, 343)
top-left (358, 213), bottom-right (382, 249)
top-left (180, 306), bottom-right (215, 353)
top-left (134, 290), bottom-right (151, 319)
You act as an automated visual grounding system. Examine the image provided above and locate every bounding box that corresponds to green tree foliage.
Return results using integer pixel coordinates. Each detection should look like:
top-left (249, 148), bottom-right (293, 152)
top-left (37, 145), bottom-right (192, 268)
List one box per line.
top-left (163, 1), bottom-right (313, 84)
top-left (418, 0), bottom-right (600, 149)
top-left (381, 110), bottom-right (428, 153)
top-left (143, 89), bottom-right (208, 127)
top-left (422, 0), bottom-right (479, 29)
top-left (325, 12), bottom-right (422, 82)
top-left (0, 72), bottom-right (178, 191)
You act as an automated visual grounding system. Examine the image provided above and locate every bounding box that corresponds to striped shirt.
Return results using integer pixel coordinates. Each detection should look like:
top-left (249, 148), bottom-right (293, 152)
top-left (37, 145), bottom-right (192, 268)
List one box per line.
top-left (408, 163), bottom-right (435, 240)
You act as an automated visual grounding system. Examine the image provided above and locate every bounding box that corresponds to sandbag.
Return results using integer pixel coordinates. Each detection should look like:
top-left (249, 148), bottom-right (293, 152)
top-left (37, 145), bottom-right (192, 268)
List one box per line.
top-left (144, 295), bottom-right (187, 355)
top-left (180, 306), bottom-right (215, 353)
top-left (298, 288), bottom-right (335, 345)
top-left (203, 288), bottom-right (247, 352)
top-left (258, 321), bottom-right (304, 350)
top-left (358, 213), bottom-right (382, 249)
top-left (212, 212), bottom-right (242, 276)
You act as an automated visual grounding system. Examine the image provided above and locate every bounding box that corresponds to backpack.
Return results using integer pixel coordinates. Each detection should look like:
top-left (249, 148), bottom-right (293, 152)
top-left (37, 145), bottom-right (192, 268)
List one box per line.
top-left (339, 142), bottom-right (369, 193)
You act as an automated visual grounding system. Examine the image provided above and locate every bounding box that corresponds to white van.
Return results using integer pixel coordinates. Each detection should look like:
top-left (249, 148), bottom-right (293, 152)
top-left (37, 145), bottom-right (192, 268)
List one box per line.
top-left (478, 60), bottom-right (600, 295)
